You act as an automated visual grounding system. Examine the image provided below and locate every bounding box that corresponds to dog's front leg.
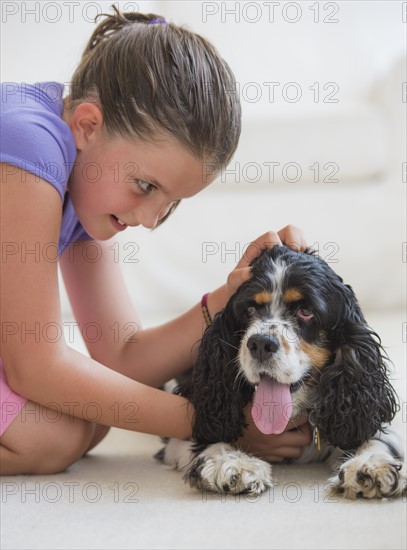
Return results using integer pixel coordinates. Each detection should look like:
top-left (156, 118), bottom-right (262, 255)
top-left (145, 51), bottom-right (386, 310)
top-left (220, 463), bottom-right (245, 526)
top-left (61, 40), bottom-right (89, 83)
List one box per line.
top-left (158, 440), bottom-right (273, 496)
top-left (327, 428), bottom-right (406, 499)
top-left (155, 438), bottom-right (196, 471)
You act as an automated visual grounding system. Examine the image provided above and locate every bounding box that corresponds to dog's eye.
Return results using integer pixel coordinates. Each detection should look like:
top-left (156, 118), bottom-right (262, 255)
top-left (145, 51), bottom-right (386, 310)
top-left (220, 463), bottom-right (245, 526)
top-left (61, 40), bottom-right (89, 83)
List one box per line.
top-left (296, 307), bottom-right (314, 321)
top-left (246, 306), bottom-right (256, 318)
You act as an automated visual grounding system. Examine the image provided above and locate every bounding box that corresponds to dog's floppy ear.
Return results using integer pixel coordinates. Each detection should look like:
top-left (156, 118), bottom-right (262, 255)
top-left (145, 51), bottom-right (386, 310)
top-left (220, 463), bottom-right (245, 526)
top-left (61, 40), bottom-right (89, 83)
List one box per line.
top-left (176, 290), bottom-right (253, 446)
top-left (314, 284), bottom-right (399, 450)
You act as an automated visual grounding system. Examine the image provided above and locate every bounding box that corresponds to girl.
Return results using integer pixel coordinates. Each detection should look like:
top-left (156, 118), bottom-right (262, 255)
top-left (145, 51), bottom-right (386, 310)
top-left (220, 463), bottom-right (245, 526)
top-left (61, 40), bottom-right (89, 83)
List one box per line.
top-left (0, 8), bottom-right (310, 475)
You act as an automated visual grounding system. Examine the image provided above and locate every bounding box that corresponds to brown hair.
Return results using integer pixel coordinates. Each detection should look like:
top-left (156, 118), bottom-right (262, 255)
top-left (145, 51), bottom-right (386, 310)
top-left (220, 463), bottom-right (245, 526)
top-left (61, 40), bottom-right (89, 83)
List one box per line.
top-left (67, 7), bottom-right (241, 226)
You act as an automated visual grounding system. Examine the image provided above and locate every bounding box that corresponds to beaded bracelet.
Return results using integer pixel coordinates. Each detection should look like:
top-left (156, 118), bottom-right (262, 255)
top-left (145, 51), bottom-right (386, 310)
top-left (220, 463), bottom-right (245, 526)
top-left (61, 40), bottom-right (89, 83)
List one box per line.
top-left (201, 293), bottom-right (212, 327)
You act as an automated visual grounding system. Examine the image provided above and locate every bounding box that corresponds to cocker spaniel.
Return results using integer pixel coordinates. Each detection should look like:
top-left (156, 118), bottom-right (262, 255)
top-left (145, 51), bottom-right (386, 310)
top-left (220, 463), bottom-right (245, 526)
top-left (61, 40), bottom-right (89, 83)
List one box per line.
top-left (157, 246), bottom-right (406, 499)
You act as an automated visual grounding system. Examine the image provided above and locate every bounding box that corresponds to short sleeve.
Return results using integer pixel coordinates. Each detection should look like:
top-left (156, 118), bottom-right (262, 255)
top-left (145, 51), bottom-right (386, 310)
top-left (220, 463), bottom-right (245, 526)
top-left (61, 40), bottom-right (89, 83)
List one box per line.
top-left (0, 82), bottom-right (77, 201)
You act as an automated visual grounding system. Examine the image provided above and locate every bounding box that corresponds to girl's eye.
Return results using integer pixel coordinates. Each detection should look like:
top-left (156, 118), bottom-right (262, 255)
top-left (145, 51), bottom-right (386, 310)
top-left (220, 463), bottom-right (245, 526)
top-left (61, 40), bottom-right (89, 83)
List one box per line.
top-left (135, 179), bottom-right (155, 194)
top-left (296, 307), bottom-right (314, 321)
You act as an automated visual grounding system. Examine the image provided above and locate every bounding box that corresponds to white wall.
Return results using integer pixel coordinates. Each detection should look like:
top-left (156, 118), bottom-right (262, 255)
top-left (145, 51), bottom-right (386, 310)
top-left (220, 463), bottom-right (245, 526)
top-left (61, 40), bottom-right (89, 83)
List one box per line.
top-left (2, 1), bottom-right (406, 325)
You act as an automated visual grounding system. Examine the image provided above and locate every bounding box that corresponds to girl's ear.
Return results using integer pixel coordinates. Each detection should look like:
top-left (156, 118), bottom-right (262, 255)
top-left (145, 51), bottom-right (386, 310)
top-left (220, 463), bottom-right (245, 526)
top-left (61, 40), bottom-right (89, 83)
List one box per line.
top-left (67, 102), bottom-right (104, 150)
top-left (314, 298), bottom-right (399, 450)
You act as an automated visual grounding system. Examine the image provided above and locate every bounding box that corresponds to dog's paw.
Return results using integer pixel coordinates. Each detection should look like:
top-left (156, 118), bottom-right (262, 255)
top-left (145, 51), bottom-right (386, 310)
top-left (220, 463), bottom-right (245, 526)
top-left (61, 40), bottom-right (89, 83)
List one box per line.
top-left (328, 453), bottom-right (406, 499)
top-left (156, 438), bottom-right (195, 471)
top-left (183, 443), bottom-right (272, 496)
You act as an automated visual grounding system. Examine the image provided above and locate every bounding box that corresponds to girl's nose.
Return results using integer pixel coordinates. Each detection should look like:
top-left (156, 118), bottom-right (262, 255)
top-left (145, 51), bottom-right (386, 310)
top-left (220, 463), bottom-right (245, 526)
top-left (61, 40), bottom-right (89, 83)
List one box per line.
top-left (136, 203), bottom-right (171, 230)
top-left (137, 211), bottom-right (159, 229)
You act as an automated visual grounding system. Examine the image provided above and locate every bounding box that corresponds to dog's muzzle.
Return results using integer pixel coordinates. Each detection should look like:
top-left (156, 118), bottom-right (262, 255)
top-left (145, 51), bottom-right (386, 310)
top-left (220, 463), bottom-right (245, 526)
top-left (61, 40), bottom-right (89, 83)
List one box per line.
top-left (247, 334), bottom-right (280, 361)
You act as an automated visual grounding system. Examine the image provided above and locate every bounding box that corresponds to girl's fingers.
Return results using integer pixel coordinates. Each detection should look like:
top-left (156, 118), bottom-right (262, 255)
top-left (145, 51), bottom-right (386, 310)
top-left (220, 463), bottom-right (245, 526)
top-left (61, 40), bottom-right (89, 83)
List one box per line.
top-left (235, 231), bottom-right (282, 269)
top-left (281, 424), bottom-right (312, 447)
top-left (268, 446), bottom-right (303, 459)
top-left (234, 225), bottom-right (307, 273)
top-left (286, 412), bottom-right (309, 429)
top-left (255, 425), bottom-right (311, 450)
top-left (277, 224), bottom-right (307, 251)
top-left (263, 455), bottom-right (285, 463)
top-left (226, 266), bottom-right (252, 295)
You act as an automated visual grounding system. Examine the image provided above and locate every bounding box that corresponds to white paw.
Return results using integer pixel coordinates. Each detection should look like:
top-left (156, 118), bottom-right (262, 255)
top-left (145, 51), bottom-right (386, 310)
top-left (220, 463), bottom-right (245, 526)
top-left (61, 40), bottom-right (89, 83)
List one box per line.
top-left (157, 438), bottom-right (195, 471)
top-left (329, 453), bottom-right (406, 499)
top-left (183, 443), bottom-right (272, 495)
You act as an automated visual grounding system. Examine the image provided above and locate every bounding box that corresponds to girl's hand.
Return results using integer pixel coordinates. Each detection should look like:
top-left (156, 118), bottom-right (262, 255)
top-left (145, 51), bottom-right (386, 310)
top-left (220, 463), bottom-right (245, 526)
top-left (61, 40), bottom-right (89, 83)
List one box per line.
top-left (226, 225), bottom-right (307, 299)
top-left (236, 408), bottom-right (312, 462)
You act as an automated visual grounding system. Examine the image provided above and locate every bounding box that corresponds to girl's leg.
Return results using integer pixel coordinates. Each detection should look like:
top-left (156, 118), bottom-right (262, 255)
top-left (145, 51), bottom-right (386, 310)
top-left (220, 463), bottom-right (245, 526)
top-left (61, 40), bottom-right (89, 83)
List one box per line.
top-left (83, 424), bottom-right (111, 455)
top-left (0, 401), bottom-right (106, 475)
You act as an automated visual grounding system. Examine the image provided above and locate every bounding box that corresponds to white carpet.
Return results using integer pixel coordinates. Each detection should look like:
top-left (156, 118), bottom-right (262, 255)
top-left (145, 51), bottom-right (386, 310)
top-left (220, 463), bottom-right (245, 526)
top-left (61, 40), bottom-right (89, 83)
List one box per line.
top-left (1, 311), bottom-right (406, 550)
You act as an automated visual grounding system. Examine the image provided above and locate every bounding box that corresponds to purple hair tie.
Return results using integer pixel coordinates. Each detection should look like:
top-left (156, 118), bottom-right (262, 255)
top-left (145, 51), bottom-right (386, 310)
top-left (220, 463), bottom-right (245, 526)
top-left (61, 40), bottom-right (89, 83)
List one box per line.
top-left (149, 17), bottom-right (168, 26)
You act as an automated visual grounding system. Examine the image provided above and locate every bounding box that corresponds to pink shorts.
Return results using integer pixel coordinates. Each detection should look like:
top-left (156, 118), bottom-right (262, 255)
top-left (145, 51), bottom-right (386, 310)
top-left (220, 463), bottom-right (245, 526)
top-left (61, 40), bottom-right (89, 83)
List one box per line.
top-left (0, 358), bottom-right (27, 436)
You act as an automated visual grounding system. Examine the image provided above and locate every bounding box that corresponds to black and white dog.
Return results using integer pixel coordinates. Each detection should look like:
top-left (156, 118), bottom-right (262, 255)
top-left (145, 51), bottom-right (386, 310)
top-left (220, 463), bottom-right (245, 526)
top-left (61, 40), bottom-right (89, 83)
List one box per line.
top-left (158, 246), bottom-right (406, 499)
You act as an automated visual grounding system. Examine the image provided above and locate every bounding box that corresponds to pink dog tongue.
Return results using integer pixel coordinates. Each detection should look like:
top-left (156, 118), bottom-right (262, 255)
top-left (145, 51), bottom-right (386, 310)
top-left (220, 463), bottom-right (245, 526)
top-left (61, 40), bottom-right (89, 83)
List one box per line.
top-left (252, 376), bottom-right (292, 434)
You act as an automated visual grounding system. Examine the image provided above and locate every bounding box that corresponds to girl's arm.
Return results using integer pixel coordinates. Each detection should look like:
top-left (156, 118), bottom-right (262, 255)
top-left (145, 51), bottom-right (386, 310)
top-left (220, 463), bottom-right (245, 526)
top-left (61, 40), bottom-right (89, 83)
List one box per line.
top-left (1, 165), bottom-right (192, 438)
top-left (60, 227), bottom-right (306, 388)
top-left (59, 238), bottom-right (216, 387)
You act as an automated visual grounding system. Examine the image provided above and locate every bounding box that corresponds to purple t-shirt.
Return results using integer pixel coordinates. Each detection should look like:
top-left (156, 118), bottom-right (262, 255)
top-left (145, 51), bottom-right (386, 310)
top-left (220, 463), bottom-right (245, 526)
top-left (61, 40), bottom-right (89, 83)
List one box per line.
top-left (0, 82), bottom-right (91, 255)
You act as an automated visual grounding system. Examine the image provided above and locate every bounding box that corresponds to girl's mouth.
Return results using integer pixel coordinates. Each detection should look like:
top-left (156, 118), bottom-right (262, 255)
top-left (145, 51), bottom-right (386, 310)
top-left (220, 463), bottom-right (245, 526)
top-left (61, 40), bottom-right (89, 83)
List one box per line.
top-left (110, 215), bottom-right (128, 231)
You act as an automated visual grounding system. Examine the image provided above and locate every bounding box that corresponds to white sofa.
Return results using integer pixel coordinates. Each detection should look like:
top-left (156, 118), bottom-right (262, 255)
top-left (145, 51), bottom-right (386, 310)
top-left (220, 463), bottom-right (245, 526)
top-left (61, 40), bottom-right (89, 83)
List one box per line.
top-left (3, 0), bottom-right (402, 324)
top-left (99, 58), bottom-right (405, 327)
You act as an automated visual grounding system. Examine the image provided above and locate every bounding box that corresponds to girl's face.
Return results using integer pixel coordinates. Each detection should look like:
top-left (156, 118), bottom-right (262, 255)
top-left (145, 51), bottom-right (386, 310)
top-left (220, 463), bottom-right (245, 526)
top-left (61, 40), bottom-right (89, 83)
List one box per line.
top-left (65, 103), bottom-right (217, 240)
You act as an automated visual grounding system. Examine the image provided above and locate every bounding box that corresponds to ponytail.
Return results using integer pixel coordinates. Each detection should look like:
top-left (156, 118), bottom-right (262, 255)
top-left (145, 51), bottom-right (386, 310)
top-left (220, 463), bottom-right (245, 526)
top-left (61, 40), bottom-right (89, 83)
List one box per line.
top-left (84, 7), bottom-right (165, 54)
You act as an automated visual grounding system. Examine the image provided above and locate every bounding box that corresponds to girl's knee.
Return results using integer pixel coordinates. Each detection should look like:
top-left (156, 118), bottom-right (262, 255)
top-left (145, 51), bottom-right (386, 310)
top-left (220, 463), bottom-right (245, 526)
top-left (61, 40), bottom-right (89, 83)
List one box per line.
top-left (83, 424), bottom-right (111, 455)
top-left (32, 416), bottom-right (95, 474)
top-left (7, 414), bottom-right (96, 475)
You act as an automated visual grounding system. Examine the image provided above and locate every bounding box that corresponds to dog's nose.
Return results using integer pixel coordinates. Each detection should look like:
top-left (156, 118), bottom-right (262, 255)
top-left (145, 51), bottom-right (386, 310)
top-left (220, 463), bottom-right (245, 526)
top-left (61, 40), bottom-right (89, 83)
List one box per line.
top-left (247, 334), bottom-right (280, 361)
